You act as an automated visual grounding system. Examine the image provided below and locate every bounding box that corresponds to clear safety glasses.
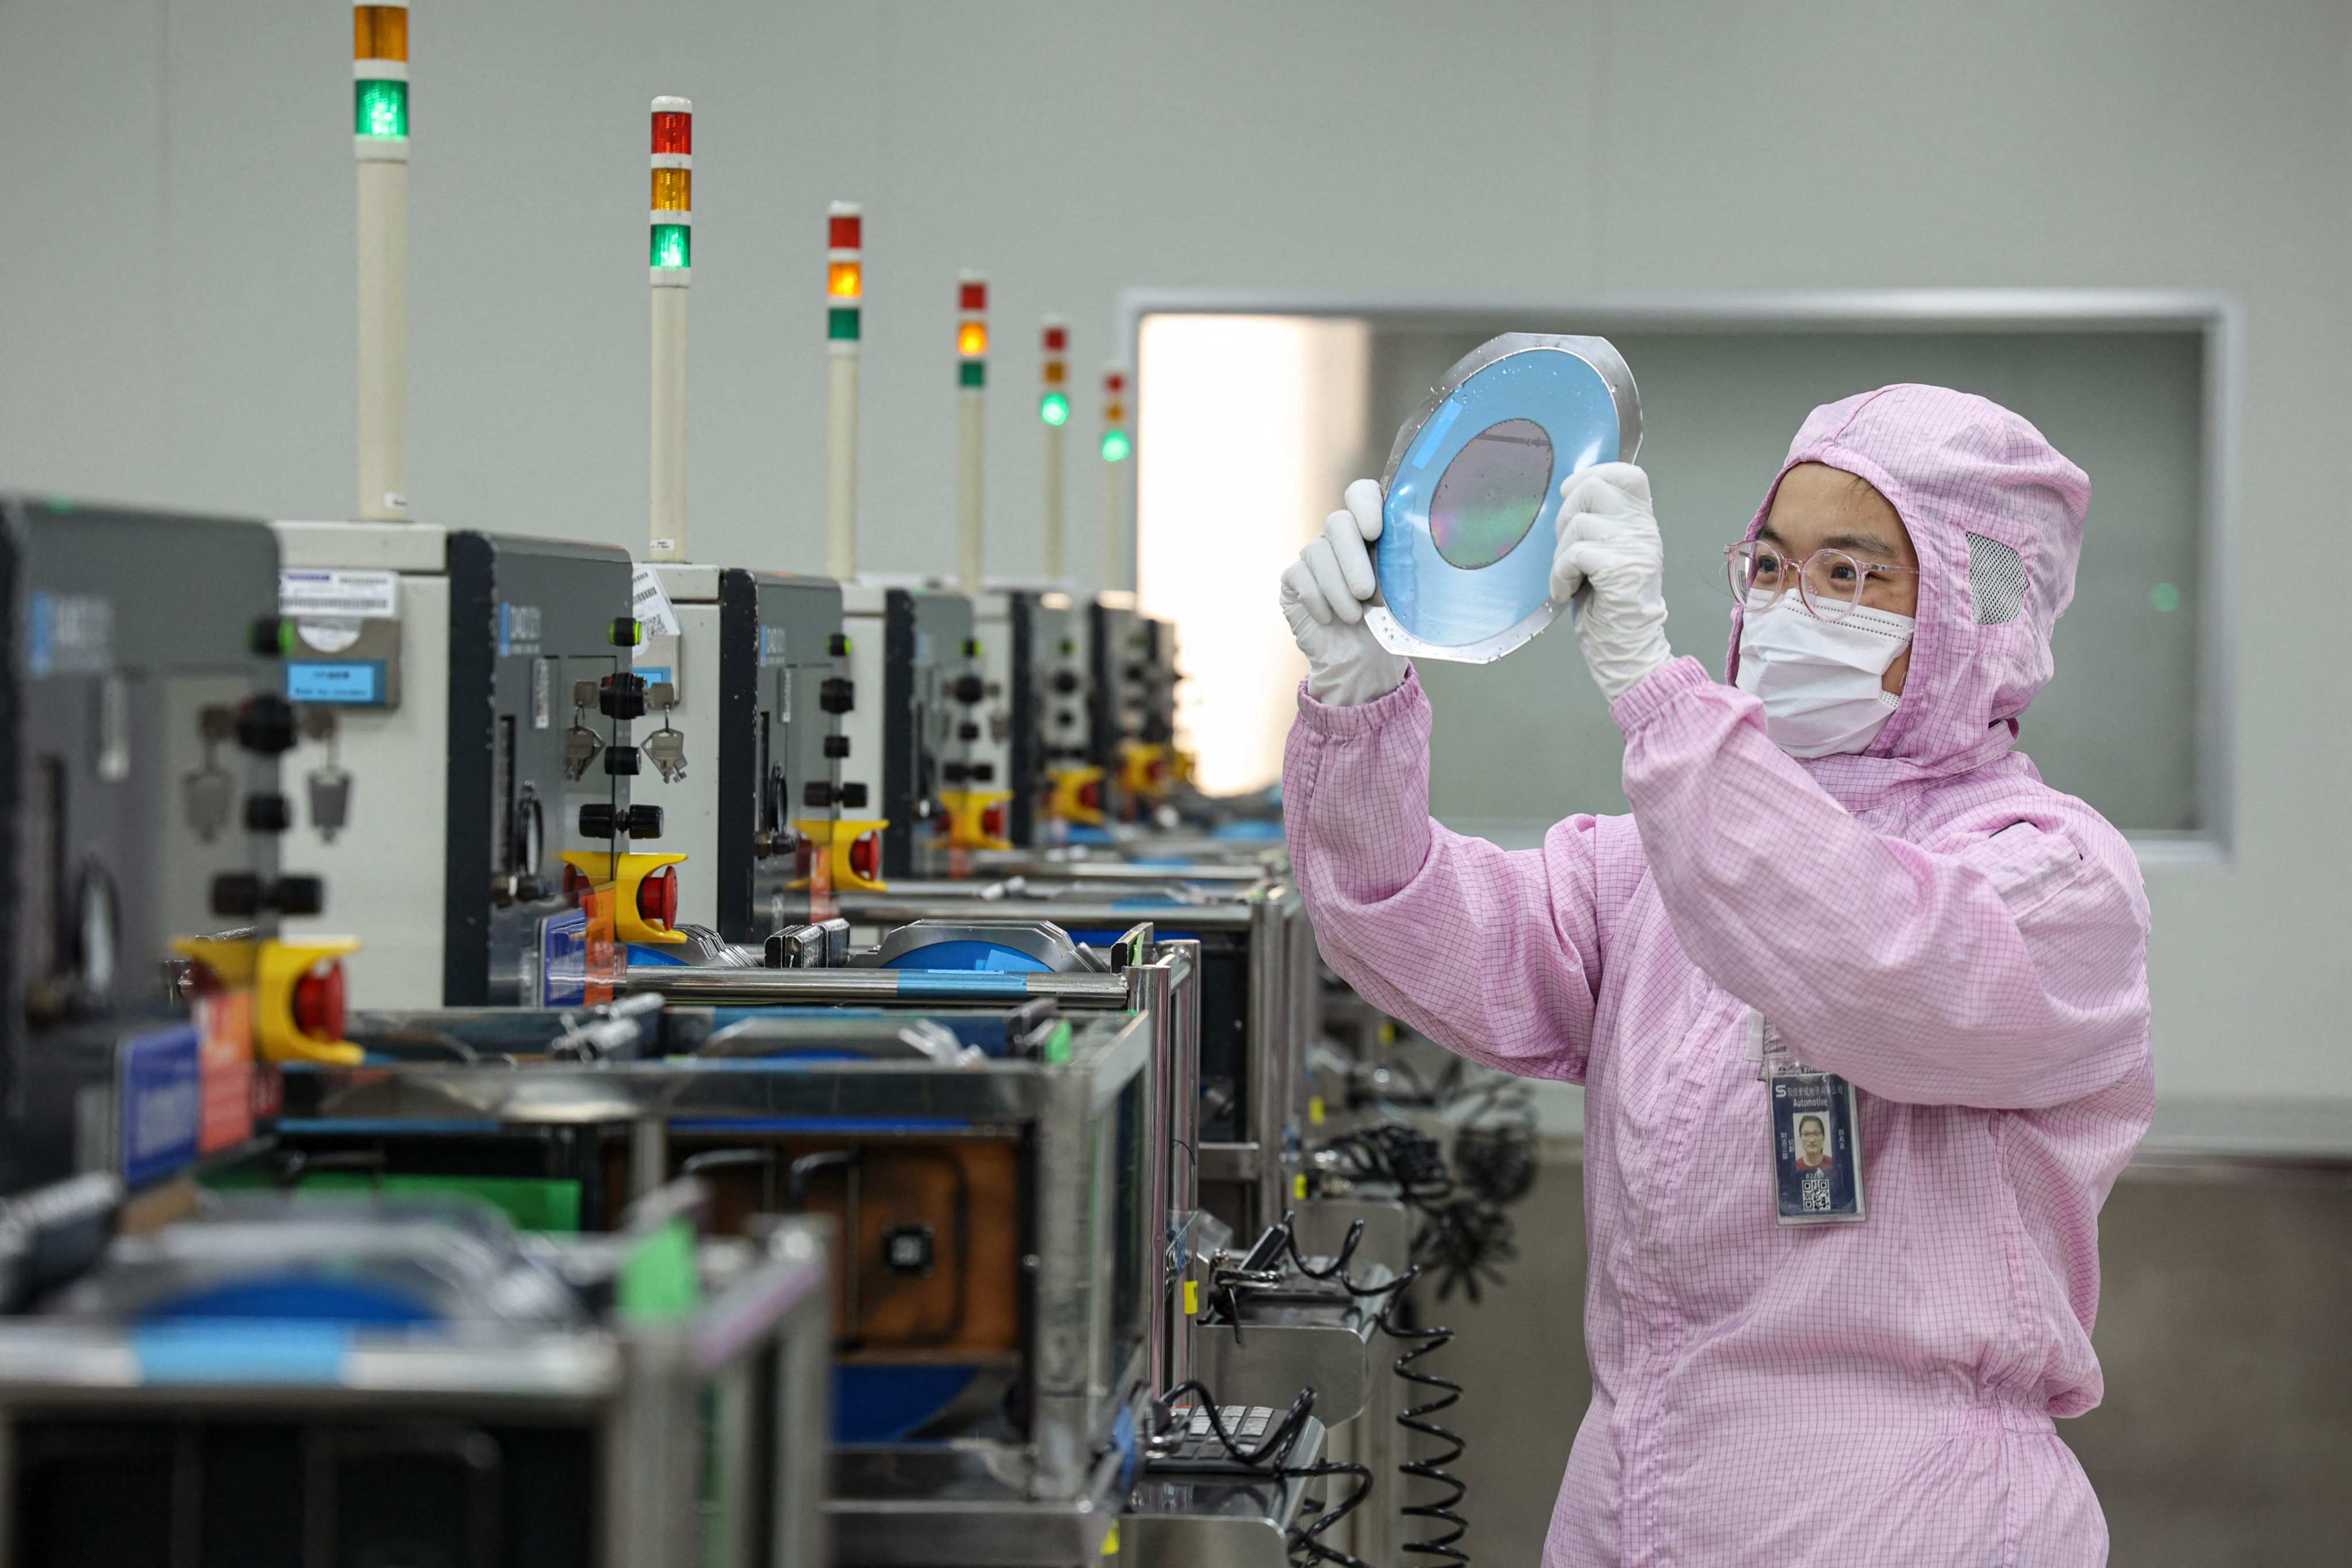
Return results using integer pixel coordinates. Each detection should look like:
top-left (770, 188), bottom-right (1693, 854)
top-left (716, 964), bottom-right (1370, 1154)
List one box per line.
top-left (1724, 540), bottom-right (1921, 623)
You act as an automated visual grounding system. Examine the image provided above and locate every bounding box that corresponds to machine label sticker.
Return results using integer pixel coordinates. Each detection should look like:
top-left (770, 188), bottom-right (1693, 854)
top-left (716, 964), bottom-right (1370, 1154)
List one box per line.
top-left (499, 603), bottom-right (543, 657)
top-left (279, 568), bottom-right (399, 619)
top-left (293, 619), bottom-right (363, 653)
top-left (532, 656), bottom-right (554, 729)
top-left (539, 907), bottom-right (590, 1006)
top-left (285, 660), bottom-right (386, 704)
top-left (26, 592), bottom-right (114, 677)
top-left (1769, 1068), bottom-right (1866, 1225)
top-left (778, 666), bottom-right (792, 721)
top-left (631, 565), bottom-right (683, 638)
top-left (119, 1025), bottom-right (202, 1188)
top-left (194, 988), bottom-right (256, 1153)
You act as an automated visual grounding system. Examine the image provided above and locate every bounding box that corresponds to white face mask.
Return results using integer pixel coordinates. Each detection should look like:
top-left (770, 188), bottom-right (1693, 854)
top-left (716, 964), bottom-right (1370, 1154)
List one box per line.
top-left (1733, 598), bottom-right (1914, 759)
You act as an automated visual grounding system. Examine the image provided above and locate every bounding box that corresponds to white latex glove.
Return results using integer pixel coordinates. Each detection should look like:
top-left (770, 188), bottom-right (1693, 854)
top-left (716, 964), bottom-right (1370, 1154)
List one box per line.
top-left (1279, 478), bottom-right (1410, 706)
top-left (1551, 461), bottom-right (1674, 702)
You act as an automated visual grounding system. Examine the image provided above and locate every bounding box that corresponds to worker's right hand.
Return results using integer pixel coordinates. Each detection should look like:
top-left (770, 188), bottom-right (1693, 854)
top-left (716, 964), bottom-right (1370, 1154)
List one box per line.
top-left (1280, 478), bottom-right (1410, 706)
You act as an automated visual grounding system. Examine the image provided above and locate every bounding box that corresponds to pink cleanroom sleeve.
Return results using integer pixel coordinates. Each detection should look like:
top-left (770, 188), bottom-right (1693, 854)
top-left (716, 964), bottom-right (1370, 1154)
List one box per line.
top-left (1283, 670), bottom-right (1602, 1083)
top-left (1613, 659), bottom-right (2152, 1110)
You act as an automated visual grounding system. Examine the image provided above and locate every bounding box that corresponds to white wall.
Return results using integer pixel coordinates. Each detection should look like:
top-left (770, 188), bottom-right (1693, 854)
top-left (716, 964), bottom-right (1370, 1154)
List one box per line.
top-left (4, 1), bottom-right (2346, 1108)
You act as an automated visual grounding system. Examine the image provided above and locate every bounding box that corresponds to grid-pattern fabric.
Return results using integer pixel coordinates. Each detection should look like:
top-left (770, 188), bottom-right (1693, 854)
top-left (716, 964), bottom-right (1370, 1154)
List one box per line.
top-left (1284, 388), bottom-right (2150, 1567)
top-left (1968, 532), bottom-right (2030, 625)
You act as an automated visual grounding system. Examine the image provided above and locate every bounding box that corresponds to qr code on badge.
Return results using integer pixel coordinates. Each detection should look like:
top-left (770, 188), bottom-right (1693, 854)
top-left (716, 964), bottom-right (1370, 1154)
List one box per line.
top-left (1801, 1168), bottom-right (1833, 1212)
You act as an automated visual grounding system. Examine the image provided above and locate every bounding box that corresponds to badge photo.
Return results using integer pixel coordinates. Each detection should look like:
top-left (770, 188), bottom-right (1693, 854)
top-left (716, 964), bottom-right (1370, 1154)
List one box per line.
top-left (1770, 1069), bottom-right (1866, 1225)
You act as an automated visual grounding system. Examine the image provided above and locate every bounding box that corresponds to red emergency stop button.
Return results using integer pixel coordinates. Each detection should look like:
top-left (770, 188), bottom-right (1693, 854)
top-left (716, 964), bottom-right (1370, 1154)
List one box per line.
top-left (292, 960), bottom-right (346, 1043)
top-left (983, 802), bottom-right (1007, 841)
top-left (1079, 779), bottom-right (1102, 810)
top-left (636, 864), bottom-right (679, 931)
top-left (849, 830), bottom-right (880, 884)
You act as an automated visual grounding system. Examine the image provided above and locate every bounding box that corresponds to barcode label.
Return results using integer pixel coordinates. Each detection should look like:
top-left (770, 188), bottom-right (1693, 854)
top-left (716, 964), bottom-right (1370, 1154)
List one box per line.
top-left (280, 569), bottom-right (399, 619)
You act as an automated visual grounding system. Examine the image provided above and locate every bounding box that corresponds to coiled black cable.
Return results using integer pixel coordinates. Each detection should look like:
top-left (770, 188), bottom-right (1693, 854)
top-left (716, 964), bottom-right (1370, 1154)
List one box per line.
top-left (1272, 1211), bottom-right (1473, 1565)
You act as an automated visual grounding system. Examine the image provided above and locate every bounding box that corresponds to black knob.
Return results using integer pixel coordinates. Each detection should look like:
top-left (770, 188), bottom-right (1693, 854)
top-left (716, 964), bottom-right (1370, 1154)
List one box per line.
top-left (819, 677), bottom-right (855, 715)
top-left (971, 763), bottom-right (995, 783)
top-left (243, 794), bottom-right (293, 833)
top-left (1051, 671), bottom-right (1080, 694)
top-left (1123, 664), bottom-right (1145, 683)
top-left (235, 694), bottom-right (299, 756)
top-left (941, 762), bottom-right (971, 785)
top-left (626, 805), bottom-right (664, 839)
top-left (822, 734), bottom-right (851, 759)
top-left (269, 876), bottom-right (325, 916)
top-left (949, 673), bottom-right (986, 706)
top-left (840, 782), bottom-right (869, 809)
top-left (827, 632), bottom-right (850, 657)
top-left (604, 744), bottom-right (640, 776)
top-left (579, 804), bottom-right (618, 839)
top-left (956, 722), bottom-right (980, 741)
top-left (610, 617), bottom-right (642, 648)
top-left (249, 618), bottom-right (289, 658)
top-left (211, 872), bottom-right (265, 918)
top-left (802, 781), bottom-right (834, 809)
top-left (598, 673), bottom-right (648, 721)
top-left (1055, 711), bottom-right (1077, 728)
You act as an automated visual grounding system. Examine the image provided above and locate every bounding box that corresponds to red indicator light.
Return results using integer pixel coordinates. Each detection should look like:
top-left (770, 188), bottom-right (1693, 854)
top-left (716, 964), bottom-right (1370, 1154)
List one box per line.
top-left (637, 866), bottom-right (679, 930)
top-left (652, 111), bottom-right (692, 155)
top-left (849, 830), bottom-right (881, 883)
top-left (959, 279), bottom-right (987, 312)
top-left (1106, 372), bottom-right (1126, 393)
top-left (829, 212), bottom-right (862, 249)
top-left (1044, 326), bottom-right (1068, 352)
top-left (292, 961), bottom-right (347, 1042)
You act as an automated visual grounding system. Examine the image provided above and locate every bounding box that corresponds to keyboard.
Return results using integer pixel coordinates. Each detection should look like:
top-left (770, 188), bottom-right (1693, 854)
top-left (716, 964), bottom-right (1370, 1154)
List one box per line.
top-left (1150, 1404), bottom-right (1289, 1472)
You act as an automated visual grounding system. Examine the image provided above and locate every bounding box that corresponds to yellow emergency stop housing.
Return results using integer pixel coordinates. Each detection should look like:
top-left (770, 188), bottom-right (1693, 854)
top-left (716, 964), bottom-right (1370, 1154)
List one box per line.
top-left (940, 788), bottom-right (1013, 852)
top-left (1119, 740), bottom-right (1171, 804)
top-left (1046, 763), bottom-right (1107, 827)
top-left (795, 817), bottom-right (889, 894)
top-left (254, 936), bottom-right (364, 1066)
top-left (561, 850), bottom-right (689, 945)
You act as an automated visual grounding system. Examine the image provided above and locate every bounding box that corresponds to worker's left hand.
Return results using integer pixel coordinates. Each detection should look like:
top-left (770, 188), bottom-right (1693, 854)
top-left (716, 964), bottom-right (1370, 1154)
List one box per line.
top-left (1552, 462), bottom-right (1674, 702)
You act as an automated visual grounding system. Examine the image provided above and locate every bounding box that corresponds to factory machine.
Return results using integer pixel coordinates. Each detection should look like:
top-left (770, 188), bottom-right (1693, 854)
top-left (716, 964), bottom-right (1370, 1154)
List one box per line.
top-left (274, 12), bottom-right (647, 1011)
top-left (627, 111), bottom-right (870, 928)
top-left (629, 565), bottom-right (858, 933)
top-left (0, 1175), bottom-right (831, 1568)
top-left (0, 496), bottom-right (360, 1196)
top-left (273, 525), bottom-right (641, 1010)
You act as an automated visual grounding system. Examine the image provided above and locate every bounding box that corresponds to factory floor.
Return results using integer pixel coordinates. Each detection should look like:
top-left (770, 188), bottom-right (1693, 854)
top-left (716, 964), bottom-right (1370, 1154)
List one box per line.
top-left (1429, 1149), bottom-right (2352, 1565)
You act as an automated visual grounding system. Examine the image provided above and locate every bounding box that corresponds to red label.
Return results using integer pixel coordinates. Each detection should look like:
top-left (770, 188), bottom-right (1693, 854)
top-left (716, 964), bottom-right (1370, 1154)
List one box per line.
top-left (196, 989), bottom-right (256, 1153)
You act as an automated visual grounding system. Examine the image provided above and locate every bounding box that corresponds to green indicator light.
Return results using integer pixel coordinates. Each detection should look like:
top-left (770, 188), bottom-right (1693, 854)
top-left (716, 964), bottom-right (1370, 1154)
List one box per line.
top-left (354, 78), bottom-right (409, 138)
top-left (649, 223), bottom-right (692, 269)
top-left (1039, 391), bottom-right (1070, 427)
top-left (959, 361), bottom-right (987, 389)
top-left (2149, 581), bottom-right (2181, 613)
top-left (1100, 428), bottom-right (1131, 462)
top-left (827, 306), bottom-right (861, 342)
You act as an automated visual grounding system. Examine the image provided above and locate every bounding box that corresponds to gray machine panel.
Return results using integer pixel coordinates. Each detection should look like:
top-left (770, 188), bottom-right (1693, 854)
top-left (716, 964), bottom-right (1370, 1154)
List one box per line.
top-left (720, 571), bottom-right (846, 943)
top-left (1, 497), bottom-right (288, 1192)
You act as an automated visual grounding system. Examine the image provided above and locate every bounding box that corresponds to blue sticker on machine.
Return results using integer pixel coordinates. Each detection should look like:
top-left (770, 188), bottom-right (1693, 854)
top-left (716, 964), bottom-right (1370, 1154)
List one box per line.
top-left (285, 660), bottom-right (387, 704)
top-left (539, 907), bottom-right (589, 1006)
top-left (119, 1025), bottom-right (202, 1188)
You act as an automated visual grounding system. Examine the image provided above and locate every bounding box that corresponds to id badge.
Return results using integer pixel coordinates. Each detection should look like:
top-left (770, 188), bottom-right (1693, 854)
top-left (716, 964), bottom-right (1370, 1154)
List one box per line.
top-left (1768, 1065), bottom-right (1866, 1225)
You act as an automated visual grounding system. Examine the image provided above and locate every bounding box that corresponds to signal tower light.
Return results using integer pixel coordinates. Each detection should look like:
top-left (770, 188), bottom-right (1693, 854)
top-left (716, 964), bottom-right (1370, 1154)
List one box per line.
top-left (1040, 320), bottom-right (1070, 426)
top-left (649, 96), bottom-right (692, 281)
top-left (827, 202), bottom-right (863, 345)
top-left (353, 3), bottom-right (410, 154)
top-left (957, 275), bottom-right (988, 384)
top-left (1101, 369), bottom-right (1131, 463)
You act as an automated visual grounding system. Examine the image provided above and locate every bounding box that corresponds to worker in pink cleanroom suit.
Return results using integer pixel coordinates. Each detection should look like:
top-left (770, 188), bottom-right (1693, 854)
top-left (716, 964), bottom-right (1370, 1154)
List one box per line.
top-left (1279, 385), bottom-right (2152, 1566)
